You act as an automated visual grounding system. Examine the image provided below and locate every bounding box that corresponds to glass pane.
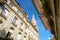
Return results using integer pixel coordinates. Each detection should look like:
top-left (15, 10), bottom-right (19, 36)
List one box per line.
top-left (2, 9), bottom-right (9, 16)
top-left (12, 17), bottom-right (17, 24)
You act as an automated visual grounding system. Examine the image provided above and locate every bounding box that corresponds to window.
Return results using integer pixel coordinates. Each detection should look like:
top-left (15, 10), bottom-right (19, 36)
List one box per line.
top-left (2, 9), bottom-right (9, 16)
top-left (0, 7), bottom-right (2, 13)
top-left (7, 0), bottom-right (10, 4)
top-left (25, 27), bottom-right (27, 29)
top-left (9, 2), bottom-right (14, 7)
top-left (24, 18), bottom-right (26, 22)
top-left (12, 17), bottom-right (17, 26)
top-left (6, 32), bottom-right (12, 38)
top-left (21, 25), bottom-right (25, 30)
top-left (19, 28), bottom-right (23, 31)
top-left (27, 22), bottom-right (29, 26)
top-left (6, 32), bottom-right (13, 40)
top-left (20, 14), bottom-right (23, 18)
top-left (20, 22), bottom-right (25, 30)
top-left (11, 6), bottom-right (18, 13)
top-left (9, 29), bottom-right (13, 33)
top-left (25, 32), bottom-right (27, 35)
top-left (0, 20), bottom-right (3, 24)
top-left (9, 27), bottom-right (14, 33)
top-left (19, 32), bottom-right (21, 34)
top-left (21, 22), bottom-right (23, 26)
top-left (10, 27), bottom-right (14, 30)
top-left (16, 10), bottom-right (20, 14)
top-left (17, 34), bottom-right (21, 40)
top-left (24, 36), bottom-right (26, 38)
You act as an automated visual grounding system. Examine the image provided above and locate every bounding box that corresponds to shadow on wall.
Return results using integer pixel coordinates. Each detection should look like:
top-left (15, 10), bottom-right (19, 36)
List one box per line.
top-left (0, 29), bottom-right (7, 40)
top-left (0, 29), bottom-right (13, 40)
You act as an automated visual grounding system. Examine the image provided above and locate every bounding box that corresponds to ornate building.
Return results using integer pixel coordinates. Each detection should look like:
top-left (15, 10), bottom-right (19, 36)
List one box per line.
top-left (0, 0), bottom-right (39, 40)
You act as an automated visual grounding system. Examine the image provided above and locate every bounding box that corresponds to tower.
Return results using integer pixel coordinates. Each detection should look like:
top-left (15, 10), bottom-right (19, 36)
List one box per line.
top-left (31, 14), bottom-right (38, 30)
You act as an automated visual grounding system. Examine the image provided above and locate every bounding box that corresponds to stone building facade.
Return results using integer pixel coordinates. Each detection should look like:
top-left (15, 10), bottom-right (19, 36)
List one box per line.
top-left (0, 0), bottom-right (39, 40)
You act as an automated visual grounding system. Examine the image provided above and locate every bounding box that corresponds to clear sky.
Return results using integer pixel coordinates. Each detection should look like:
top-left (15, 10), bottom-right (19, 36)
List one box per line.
top-left (16, 0), bottom-right (52, 40)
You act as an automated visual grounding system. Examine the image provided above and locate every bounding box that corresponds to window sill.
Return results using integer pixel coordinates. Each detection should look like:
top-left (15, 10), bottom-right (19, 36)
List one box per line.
top-left (0, 13), bottom-right (7, 20)
top-left (12, 23), bottom-right (17, 27)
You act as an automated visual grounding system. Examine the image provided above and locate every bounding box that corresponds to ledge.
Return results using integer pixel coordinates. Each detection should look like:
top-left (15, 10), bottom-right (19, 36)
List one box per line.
top-left (0, 13), bottom-right (7, 20)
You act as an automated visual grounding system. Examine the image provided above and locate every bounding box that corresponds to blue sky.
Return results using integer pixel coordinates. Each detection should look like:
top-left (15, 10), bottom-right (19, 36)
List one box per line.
top-left (16, 0), bottom-right (52, 40)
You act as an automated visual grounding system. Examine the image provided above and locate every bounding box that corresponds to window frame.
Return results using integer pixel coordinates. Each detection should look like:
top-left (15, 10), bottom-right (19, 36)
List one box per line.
top-left (12, 17), bottom-right (18, 27)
